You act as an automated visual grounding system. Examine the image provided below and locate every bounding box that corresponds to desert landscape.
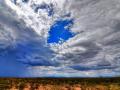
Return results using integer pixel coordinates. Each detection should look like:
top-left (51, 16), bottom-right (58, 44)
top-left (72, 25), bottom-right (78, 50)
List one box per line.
top-left (0, 77), bottom-right (120, 90)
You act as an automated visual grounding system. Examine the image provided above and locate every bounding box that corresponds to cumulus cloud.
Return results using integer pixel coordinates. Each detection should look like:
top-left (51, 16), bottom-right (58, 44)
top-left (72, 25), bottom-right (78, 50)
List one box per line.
top-left (1, 0), bottom-right (120, 77)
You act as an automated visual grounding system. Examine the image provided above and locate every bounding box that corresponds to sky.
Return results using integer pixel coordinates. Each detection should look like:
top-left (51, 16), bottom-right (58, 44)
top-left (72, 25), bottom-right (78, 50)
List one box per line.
top-left (0, 0), bottom-right (120, 77)
top-left (47, 19), bottom-right (75, 43)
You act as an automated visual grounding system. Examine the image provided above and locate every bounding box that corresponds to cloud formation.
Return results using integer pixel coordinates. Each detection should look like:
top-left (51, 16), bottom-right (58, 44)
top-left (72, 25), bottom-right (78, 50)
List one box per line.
top-left (0, 0), bottom-right (120, 77)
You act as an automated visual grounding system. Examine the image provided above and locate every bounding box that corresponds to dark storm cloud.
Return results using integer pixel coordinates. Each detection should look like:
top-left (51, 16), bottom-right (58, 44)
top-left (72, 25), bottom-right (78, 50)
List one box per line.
top-left (58, 41), bottom-right (102, 64)
top-left (70, 65), bottom-right (117, 71)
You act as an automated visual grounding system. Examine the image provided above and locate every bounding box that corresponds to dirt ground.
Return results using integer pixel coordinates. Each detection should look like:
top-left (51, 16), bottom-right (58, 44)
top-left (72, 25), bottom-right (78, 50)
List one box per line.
top-left (8, 84), bottom-right (120, 90)
top-left (0, 78), bottom-right (120, 90)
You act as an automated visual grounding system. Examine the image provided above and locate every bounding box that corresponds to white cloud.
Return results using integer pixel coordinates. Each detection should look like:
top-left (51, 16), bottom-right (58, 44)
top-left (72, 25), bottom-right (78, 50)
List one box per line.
top-left (2, 0), bottom-right (120, 77)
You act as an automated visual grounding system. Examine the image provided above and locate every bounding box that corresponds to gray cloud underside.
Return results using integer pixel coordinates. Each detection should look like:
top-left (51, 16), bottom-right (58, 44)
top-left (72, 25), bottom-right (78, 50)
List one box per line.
top-left (0, 0), bottom-right (120, 77)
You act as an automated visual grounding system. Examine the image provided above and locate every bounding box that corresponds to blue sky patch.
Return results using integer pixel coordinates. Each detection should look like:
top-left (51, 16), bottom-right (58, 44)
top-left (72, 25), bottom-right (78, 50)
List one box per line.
top-left (47, 19), bottom-right (75, 43)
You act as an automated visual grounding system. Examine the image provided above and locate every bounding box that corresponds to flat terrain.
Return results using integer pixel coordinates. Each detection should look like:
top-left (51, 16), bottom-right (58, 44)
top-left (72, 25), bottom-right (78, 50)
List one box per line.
top-left (0, 77), bottom-right (120, 90)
